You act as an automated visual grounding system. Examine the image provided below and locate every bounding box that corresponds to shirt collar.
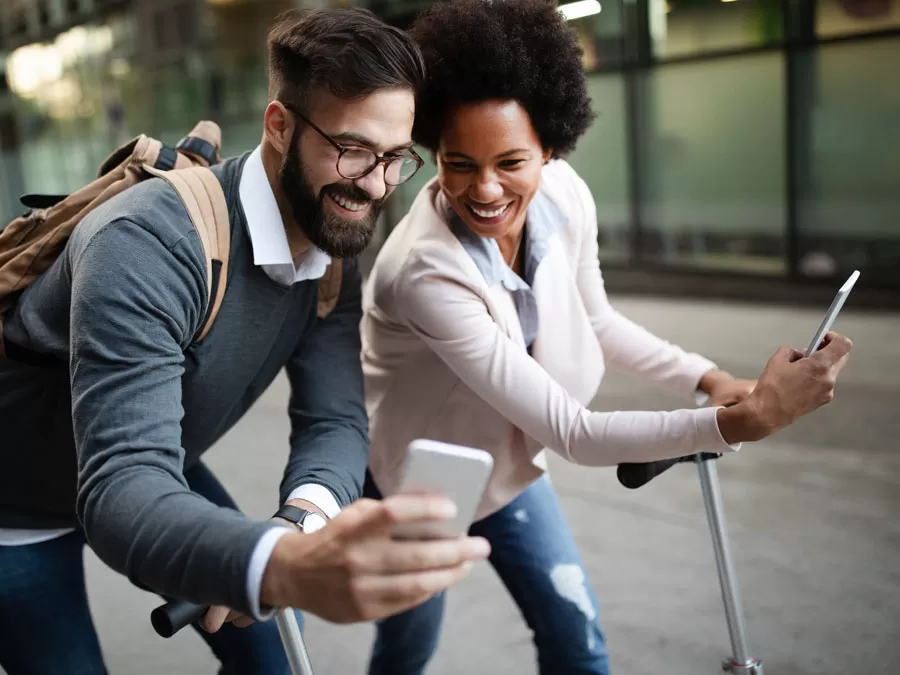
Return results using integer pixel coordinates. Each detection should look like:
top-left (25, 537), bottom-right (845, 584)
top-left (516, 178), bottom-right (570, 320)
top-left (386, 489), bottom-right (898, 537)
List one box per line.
top-left (238, 145), bottom-right (331, 284)
top-left (446, 185), bottom-right (568, 291)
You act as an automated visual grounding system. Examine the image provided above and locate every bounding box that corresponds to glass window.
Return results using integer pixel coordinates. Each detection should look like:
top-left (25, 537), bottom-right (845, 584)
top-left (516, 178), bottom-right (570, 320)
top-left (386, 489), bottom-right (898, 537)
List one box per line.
top-left (564, 0), bottom-right (627, 69)
top-left (636, 52), bottom-right (787, 274)
top-left (650, 0), bottom-right (784, 59)
top-left (796, 37), bottom-right (900, 287)
top-left (567, 73), bottom-right (631, 261)
top-left (205, 0), bottom-right (292, 157)
top-left (0, 109), bottom-right (27, 226)
top-left (2, 12), bottom-right (148, 197)
top-left (817, 0), bottom-right (900, 38)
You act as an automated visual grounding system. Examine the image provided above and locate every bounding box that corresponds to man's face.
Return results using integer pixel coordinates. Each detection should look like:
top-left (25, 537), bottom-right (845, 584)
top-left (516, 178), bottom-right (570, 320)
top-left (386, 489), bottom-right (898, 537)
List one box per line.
top-left (278, 88), bottom-right (416, 258)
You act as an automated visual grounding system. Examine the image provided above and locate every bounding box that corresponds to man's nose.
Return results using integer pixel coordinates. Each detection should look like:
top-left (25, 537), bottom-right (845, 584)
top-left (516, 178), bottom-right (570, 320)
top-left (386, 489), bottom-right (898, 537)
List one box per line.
top-left (354, 164), bottom-right (388, 202)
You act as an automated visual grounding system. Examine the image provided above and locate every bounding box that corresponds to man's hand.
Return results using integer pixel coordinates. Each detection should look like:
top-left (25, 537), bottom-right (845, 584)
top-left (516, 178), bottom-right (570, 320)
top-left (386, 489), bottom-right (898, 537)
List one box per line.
top-left (716, 331), bottom-right (852, 444)
top-left (201, 498), bottom-right (331, 633)
top-left (260, 494), bottom-right (491, 624)
top-left (201, 606), bottom-right (254, 633)
top-left (698, 369), bottom-right (757, 408)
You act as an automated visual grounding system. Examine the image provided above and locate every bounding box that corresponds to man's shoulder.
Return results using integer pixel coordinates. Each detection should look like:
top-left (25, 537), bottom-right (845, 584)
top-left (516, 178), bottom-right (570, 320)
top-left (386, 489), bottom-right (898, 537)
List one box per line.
top-left (69, 176), bottom-right (210, 268)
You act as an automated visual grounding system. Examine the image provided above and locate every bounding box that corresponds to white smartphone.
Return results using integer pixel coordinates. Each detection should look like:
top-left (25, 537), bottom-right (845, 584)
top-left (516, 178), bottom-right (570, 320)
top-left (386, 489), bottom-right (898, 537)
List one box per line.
top-left (804, 269), bottom-right (860, 357)
top-left (390, 439), bottom-right (494, 540)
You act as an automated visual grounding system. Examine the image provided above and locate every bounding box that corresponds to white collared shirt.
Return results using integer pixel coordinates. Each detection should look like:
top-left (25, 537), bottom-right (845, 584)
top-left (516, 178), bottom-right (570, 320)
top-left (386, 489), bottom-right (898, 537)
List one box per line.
top-left (240, 145), bottom-right (332, 286)
top-left (1, 146), bottom-right (341, 620)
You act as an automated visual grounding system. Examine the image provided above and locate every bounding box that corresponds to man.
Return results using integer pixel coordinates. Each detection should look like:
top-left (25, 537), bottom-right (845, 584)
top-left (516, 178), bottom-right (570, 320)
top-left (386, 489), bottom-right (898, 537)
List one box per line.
top-left (0, 8), bottom-right (490, 674)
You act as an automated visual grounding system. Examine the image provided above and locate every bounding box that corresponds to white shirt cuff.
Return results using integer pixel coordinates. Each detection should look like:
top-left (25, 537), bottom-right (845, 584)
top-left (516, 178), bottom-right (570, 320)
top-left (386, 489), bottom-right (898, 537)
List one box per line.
top-left (696, 405), bottom-right (742, 453)
top-left (246, 526), bottom-right (292, 622)
top-left (245, 484), bottom-right (343, 620)
top-left (285, 484), bottom-right (342, 519)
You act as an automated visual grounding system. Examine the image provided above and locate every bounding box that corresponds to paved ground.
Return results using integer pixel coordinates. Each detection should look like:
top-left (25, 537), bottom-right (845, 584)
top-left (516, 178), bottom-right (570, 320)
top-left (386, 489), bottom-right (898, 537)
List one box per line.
top-left (7, 294), bottom-right (899, 675)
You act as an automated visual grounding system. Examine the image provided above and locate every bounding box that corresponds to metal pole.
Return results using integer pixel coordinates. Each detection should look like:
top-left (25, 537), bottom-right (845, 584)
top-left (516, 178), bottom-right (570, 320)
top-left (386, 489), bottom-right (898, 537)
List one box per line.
top-left (275, 608), bottom-right (316, 675)
top-left (695, 456), bottom-right (763, 675)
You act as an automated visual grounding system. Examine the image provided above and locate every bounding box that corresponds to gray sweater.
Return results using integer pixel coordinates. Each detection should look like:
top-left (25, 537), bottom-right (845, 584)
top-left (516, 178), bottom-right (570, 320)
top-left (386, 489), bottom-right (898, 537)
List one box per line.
top-left (0, 153), bottom-right (369, 615)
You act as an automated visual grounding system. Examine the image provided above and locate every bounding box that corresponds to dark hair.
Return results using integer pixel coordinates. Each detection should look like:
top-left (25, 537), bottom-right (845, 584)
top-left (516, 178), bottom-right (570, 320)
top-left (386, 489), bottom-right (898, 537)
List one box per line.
top-left (409, 0), bottom-right (595, 157)
top-left (267, 8), bottom-right (426, 110)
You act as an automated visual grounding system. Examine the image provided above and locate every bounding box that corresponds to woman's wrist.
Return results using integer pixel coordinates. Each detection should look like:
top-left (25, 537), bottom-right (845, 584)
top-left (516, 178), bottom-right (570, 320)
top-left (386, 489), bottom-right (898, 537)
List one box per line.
top-left (715, 400), bottom-right (771, 444)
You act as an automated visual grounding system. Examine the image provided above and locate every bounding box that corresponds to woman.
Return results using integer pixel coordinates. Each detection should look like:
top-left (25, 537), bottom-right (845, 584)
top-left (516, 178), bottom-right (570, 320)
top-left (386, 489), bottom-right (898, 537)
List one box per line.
top-left (359, 1), bottom-right (851, 673)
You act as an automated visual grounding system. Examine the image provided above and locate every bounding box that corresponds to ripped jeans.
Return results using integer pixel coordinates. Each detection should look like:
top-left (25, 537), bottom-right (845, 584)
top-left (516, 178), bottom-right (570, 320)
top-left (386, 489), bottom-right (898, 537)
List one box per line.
top-left (364, 474), bottom-right (610, 675)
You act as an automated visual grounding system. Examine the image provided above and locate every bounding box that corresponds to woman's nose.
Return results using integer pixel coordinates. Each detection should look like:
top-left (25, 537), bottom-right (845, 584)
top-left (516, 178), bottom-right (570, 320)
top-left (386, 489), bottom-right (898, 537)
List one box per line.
top-left (470, 172), bottom-right (503, 202)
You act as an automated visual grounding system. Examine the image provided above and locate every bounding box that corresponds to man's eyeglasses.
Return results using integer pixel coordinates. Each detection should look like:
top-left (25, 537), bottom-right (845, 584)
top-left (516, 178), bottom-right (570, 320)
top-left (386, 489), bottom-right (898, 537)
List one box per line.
top-left (283, 103), bottom-right (424, 187)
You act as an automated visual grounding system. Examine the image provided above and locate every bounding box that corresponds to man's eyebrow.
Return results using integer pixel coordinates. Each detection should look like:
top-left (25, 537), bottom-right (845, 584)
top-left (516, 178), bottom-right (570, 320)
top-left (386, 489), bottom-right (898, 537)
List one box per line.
top-left (330, 132), bottom-right (415, 154)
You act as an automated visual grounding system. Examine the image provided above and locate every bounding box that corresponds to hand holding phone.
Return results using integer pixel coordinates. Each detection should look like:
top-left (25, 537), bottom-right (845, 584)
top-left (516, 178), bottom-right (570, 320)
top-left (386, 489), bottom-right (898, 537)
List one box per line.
top-left (717, 272), bottom-right (857, 444)
top-left (390, 439), bottom-right (494, 540)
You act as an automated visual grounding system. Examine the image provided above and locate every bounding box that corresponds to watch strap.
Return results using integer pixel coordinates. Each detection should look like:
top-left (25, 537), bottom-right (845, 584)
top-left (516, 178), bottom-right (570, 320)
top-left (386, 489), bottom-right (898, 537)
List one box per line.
top-left (272, 504), bottom-right (313, 531)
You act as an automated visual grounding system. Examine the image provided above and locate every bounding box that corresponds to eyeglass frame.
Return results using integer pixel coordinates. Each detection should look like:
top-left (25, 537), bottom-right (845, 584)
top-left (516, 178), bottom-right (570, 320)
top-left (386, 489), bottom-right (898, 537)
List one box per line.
top-left (281, 102), bottom-right (424, 186)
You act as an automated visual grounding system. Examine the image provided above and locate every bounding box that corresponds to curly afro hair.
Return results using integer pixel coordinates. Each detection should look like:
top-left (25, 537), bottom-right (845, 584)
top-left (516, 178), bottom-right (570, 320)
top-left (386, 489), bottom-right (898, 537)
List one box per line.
top-left (409, 0), bottom-right (595, 157)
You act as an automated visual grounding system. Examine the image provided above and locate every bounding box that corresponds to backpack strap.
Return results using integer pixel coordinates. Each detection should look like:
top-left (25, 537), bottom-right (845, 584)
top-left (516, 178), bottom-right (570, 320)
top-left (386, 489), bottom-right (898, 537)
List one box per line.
top-left (142, 165), bottom-right (230, 342)
top-left (317, 258), bottom-right (343, 319)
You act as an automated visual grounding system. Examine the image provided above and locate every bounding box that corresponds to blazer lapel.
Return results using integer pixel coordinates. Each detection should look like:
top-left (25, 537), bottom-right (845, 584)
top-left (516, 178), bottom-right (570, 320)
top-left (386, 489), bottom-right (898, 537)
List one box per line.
top-left (445, 206), bottom-right (527, 350)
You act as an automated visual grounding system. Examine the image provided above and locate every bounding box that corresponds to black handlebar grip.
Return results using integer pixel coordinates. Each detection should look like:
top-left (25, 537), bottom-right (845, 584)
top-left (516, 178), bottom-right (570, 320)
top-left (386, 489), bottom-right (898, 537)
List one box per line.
top-left (150, 599), bottom-right (208, 638)
top-left (617, 452), bottom-right (723, 489)
top-left (616, 456), bottom-right (685, 489)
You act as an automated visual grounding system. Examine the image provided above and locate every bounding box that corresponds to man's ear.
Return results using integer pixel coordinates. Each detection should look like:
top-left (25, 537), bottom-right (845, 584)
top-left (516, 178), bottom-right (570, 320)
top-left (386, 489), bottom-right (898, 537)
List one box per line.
top-left (542, 148), bottom-right (553, 164)
top-left (263, 101), bottom-right (295, 156)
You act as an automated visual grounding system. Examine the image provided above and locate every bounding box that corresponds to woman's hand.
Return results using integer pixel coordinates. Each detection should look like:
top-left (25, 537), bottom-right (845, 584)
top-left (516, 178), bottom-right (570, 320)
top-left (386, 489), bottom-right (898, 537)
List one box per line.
top-left (715, 331), bottom-right (852, 444)
top-left (698, 369), bottom-right (757, 407)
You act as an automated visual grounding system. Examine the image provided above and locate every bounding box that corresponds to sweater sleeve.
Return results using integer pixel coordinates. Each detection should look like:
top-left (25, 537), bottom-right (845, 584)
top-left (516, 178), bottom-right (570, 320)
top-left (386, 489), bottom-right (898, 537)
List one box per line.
top-left (394, 250), bottom-right (737, 467)
top-left (281, 258), bottom-right (369, 508)
top-left (70, 218), bottom-right (280, 615)
top-left (568, 168), bottom-right (717, 399)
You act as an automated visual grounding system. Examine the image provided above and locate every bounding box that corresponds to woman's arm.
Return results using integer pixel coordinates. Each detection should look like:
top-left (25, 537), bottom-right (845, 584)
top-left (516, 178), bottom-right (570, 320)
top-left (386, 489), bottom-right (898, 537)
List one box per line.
top-left (394, 249), bottom-right (739, 467)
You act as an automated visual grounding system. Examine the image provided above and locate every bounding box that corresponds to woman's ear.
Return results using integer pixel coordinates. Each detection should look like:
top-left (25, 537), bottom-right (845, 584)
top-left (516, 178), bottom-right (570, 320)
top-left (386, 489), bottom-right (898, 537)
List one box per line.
top-left (543, 148), bottom-right (553, 164)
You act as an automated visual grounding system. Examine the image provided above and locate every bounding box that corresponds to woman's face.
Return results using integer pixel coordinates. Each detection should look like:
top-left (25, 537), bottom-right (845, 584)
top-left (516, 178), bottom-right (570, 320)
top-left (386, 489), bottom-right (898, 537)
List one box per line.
top-left (437, 100), bottom-right (550, 240)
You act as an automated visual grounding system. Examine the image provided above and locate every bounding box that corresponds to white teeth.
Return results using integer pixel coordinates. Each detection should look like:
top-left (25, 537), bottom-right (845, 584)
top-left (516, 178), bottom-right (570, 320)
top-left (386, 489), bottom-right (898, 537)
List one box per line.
top-left (332, 194), bottom-right (367, 212)
top-left (471, 204), bottom-right (508, 219)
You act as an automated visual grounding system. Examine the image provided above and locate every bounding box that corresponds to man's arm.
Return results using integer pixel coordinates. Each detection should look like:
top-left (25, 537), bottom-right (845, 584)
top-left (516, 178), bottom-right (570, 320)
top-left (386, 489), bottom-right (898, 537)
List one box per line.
top-left (281, 258), bottom-right (369, 511)
top-left (70, 218), bottom-right (279, 617)
top-left (203, 258), bottom-right (369, 630)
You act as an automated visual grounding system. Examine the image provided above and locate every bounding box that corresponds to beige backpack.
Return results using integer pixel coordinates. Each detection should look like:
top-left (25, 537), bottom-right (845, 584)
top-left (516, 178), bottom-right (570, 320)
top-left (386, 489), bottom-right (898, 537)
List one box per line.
top-left (0, 120), bottom-right (341, 357)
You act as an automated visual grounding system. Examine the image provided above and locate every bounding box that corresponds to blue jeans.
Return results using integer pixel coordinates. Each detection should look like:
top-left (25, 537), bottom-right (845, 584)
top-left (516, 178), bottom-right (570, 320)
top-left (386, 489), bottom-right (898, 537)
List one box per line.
top-left (365, 474), bottom-right (610, 675)
top-left (0, 462), bottom-right (296, 675)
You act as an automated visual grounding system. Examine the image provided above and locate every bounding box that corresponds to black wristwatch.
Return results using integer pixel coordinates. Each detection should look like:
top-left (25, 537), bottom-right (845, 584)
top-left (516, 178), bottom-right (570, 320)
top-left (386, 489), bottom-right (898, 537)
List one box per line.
top-left (272, 504), bottom-right (327, 533)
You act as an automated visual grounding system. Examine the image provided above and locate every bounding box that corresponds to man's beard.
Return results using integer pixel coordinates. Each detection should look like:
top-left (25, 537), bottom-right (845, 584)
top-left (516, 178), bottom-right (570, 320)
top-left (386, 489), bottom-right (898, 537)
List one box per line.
top-left (278, 133), bottom-right (383, 259)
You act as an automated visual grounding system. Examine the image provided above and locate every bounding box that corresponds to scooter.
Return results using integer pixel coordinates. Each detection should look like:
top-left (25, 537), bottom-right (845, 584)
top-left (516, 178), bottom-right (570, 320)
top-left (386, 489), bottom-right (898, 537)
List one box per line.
top-left (151, 600), bottom-right (314, 674)
top-left (618, 452), bottom-right (764, 675)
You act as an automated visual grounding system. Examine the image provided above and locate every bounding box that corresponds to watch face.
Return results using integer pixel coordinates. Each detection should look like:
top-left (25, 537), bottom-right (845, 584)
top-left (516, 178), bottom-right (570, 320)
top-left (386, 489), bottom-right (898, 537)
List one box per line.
top-left (302, 513), bottom-right (327, 534)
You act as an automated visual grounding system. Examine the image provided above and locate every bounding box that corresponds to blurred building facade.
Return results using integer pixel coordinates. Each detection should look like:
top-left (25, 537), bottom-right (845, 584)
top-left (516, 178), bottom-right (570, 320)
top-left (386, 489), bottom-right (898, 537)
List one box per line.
top-left (0, 0), bottom-right (898, 302)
